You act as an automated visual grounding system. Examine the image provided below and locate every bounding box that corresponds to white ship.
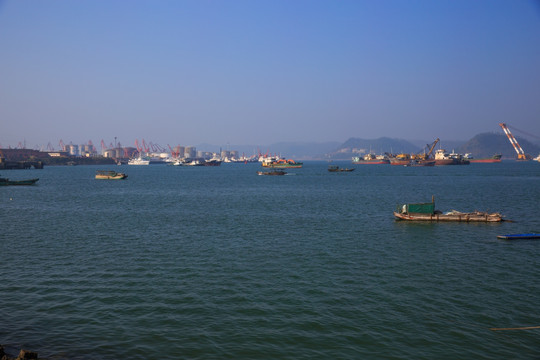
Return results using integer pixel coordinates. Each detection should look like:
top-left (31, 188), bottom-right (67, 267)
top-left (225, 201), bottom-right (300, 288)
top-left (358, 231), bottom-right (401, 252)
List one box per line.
top-left (128, 156), bottom-right (150, 165)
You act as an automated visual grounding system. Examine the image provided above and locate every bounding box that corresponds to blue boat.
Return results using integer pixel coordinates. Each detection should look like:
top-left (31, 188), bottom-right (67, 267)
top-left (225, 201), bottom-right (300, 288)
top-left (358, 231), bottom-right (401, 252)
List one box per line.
top-left (497, 233), bottom-right (540, 240)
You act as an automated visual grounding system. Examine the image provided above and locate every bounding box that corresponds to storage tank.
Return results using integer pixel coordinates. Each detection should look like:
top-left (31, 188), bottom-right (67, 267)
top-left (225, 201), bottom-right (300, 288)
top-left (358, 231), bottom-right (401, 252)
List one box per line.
top-left (103, 149), bottom-right (116, 158)
top-left (67, 144), bottom-right (79, 156)
top-left (185, 146), bottom-right (196, 158)
top-left (175, 146), bottom-right (185, 158)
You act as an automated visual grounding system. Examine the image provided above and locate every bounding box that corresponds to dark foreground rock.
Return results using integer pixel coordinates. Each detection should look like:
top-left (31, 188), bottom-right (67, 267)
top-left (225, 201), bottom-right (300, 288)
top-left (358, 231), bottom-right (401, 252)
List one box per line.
top-left (1, 346), bottom-right (40, 360)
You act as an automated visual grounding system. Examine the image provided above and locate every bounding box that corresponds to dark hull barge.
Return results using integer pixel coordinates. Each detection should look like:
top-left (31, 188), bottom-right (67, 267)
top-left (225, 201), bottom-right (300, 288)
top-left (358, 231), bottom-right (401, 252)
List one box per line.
top-left (328, 165), bottom-right (355, 172)
top-left (0, 177), bottom-right (39, 186)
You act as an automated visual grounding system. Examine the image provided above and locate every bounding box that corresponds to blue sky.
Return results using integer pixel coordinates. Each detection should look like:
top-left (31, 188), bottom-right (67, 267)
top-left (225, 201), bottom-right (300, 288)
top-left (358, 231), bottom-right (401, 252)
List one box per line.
top-left (1, 0), bottom-right (539, 149)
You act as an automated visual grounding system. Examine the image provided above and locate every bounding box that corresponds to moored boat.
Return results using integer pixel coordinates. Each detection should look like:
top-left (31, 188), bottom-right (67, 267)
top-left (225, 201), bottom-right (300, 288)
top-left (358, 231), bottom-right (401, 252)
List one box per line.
top-left (95, 170), bottom-right (128, 180)
top-left (389, 153), bottom-right (411, 166)
top-left (328, 165), bottom-right (355, 172)
top-left (262, 158), bottom-right (303, 168)
top-left (465, 154), bottom-right (502, 163)
top-left (497, 233), bottom-right (540, 240)
top-left (394, 197), bottom-right (504, 222)
top-left (404, 159), bottom-right (435, 167)
top-left (184, 159), bottom-right (222, 166)
top-left (434, 149), bottom-right (470, 165)
top-left (352, 154), bottom-right (389, 165)
top-left (257, 170), bottom-right (287, 176)
top-left (0, 176), bottom-right (39, 186)
top-left (128, 156), bottom-right (150, 165)
top-left (203, 159), bottom-right (222, 166)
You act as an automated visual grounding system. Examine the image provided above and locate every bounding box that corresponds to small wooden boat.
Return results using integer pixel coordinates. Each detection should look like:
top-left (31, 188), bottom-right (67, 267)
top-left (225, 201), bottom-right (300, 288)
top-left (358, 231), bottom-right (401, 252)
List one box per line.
top-left (497, 233), bottom-right (540, 240)
top-left (257, 170), bottom-right (286, 176)
top-left (394, 196), bottom-right (504, 222)
top-left (328, 165), bottom-right (355, 172)
top-left (95, 170), bottom-right (128, 180)
top-left (0, 177), bottom-right (39, 186)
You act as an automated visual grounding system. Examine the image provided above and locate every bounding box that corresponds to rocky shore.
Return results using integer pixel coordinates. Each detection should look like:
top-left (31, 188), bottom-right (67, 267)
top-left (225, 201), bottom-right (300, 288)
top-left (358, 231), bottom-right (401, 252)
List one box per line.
top-left (1, 345), bottom-right (40, 360)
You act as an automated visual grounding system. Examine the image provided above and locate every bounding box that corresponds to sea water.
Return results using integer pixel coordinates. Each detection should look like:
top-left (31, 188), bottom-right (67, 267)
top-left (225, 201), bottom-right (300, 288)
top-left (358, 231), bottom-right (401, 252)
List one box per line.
top-left (1, 162), bottom-right (539, 359)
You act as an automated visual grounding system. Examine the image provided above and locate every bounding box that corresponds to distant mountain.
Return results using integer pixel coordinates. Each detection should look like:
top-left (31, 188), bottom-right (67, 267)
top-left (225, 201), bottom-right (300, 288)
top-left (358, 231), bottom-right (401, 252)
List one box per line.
top-left (456, 132), bottom-right (540, 159)
top-left (263, 141), bottom-right (342, 160)
top-left (431, 139), bottom-right (466, 152)
top-left (197, 142), bottom-right (341, 160)
top-left (195, 133), bottom-right (540, 161)
top-left (326, 137), bottom-right (424, 160)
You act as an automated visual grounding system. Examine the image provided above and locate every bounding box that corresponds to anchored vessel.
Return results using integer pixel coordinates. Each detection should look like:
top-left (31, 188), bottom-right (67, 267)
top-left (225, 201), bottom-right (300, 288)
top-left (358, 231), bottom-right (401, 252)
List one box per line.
top-left (257, 170), bottom-right (287, 176)
top-left (497, 233), bottom-right (540, 240)
top-left (128, 156), bottom-right (150, 165)
top-left (434, 149), bottom-right (470, 165)
top-left (262, 158), bottom-right (303, 168)
top-left (328, 165), bottom-right (355, 172)
top-left (95, 170), bottom-right (128, 180)
top-left (0, 176), bottom-right (39, 185)
top-left (352, 154), bottom-right (389, 164)
top-left (464, 154), bottom-right (502, 163)
top-left (394, 196), bottom-right (503, 222)
top-left (404, 159), bottom-right (435, 167)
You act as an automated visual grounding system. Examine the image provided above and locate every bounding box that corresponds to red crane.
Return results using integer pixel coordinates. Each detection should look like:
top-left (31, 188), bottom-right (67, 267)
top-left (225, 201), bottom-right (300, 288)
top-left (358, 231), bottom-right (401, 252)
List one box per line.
top-left (168, 144), bottom-right (181, 158)
top-left (499, 123), bottom-right (530, 160)
top-left (141, 139), bottom-right (150, 154)
top-left (135, 139), bottom-right (142, 153)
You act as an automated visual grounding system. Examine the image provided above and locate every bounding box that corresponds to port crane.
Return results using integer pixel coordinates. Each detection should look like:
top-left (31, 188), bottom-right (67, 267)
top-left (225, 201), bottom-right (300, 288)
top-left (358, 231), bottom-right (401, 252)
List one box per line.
top-left (168, 144), bottom-right (180, 158)
top-left (499, 123), bottom-right (530, 160)
top-left (414, 138), bottom-right (439, 160)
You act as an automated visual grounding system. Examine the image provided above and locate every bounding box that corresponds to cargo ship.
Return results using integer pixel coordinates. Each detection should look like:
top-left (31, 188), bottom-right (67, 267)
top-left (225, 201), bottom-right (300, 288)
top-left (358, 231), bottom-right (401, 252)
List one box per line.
top-left (434, 149), bottom-right (470, 165)
top-left (464, 154), bottom-right (502, 163)
top-left (352, 154), bottom-right (389, 164)
top-left (389, 153), bottom-right (411, 166)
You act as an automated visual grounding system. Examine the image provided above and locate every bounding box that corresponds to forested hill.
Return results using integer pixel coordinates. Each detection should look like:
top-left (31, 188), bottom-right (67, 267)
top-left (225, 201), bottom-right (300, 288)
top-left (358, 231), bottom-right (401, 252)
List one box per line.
top-left (326, 137), bottom-right (430, 160)
top-left (325, 133), bottom-right (540, 160)
top-left (456, 133), bottom-right (540, 159)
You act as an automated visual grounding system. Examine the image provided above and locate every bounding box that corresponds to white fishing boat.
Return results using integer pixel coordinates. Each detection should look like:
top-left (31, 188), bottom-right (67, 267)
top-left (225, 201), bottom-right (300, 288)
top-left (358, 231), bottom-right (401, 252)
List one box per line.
top-left (128, 156), bottom-right (150, 165)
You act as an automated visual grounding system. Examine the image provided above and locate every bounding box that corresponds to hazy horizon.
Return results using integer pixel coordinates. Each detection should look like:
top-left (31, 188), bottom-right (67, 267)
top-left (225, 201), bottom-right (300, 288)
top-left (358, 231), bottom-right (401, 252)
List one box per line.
top-left (1, 1), bottom-right (539, 149)
top-left (0, 134), bottom-right (496, 153)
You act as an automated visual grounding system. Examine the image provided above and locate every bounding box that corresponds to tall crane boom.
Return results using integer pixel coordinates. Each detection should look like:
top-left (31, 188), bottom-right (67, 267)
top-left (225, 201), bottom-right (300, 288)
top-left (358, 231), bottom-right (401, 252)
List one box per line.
top-left (426, 138), bottom-right (439, 158)
top-left (499, 123), bottom-right (529, 160)
top-left (414, 138), bottom-right (439, 160)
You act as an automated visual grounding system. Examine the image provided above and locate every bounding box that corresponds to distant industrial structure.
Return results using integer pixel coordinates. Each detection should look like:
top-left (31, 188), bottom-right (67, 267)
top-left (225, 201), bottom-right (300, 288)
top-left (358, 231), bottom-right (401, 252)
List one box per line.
top-left (0, 138), bottom-right (254, 167)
